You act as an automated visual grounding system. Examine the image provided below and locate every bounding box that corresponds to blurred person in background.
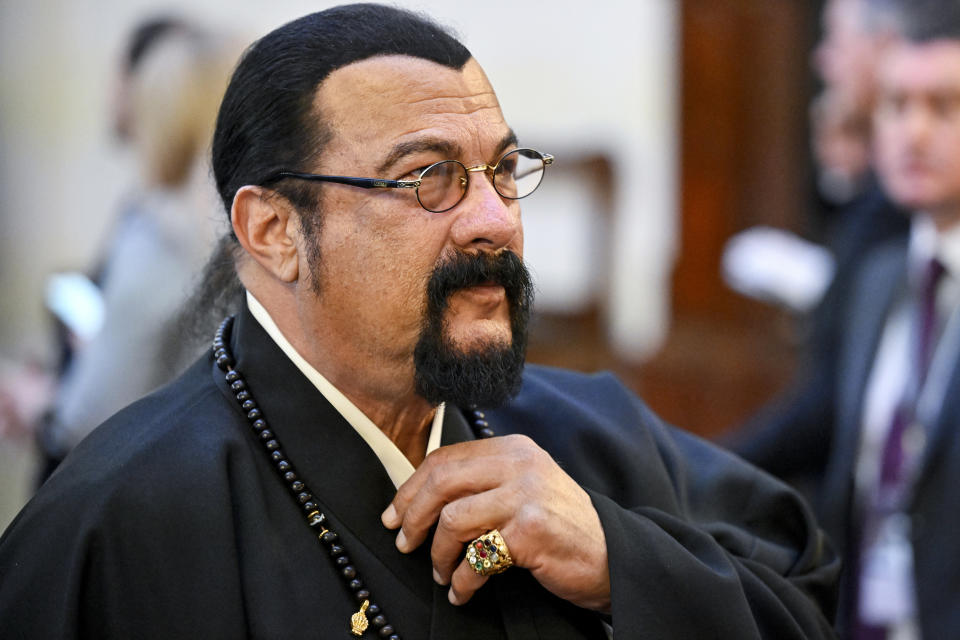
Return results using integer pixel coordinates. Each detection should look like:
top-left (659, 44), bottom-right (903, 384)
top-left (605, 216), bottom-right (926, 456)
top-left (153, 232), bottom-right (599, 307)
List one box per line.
top-left (34, 16), bottom-right (236, 479)
top-left (806, 0), bottom-right (911, 334)
top-left (813, 0), bottom-right (891, 206)
top-left (726, 0), bottom-right (910, 480)
top-left (0, 20), bottom-right (189, 465)
top-left (723, 0), bottom-right (909, 316)
top-left (810, 88), bottom-right (873, 209)
top-left (730, 0), bottom-right (960, 636)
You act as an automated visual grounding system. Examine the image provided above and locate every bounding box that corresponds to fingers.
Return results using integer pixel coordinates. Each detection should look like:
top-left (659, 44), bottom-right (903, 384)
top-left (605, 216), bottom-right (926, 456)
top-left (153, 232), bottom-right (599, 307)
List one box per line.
top-left (448, 556), bottom-right (489, 605)
top-left (381, 436), bottom-right (533, 551)
top-left (382, 437), bottom-right (505, 526)
top-left (430, 489), bottom-right (514, 584)
top-left (377, 435), bottom-right (611, 610)
top-left (387, 458), bottom-right (498, 551)
top-left (446, 525), bottom-right (520, 605)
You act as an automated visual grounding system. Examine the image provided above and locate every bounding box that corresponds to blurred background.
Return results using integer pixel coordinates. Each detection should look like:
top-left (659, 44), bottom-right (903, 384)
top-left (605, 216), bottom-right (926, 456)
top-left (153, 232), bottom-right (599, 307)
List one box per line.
top-left (0, 0), bottom-right (825, 527)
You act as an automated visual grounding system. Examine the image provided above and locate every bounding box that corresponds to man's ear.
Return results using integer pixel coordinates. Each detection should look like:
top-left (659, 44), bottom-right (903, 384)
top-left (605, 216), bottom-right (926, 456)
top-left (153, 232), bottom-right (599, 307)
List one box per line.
top-left (231, 185), bottom-right (300, 283)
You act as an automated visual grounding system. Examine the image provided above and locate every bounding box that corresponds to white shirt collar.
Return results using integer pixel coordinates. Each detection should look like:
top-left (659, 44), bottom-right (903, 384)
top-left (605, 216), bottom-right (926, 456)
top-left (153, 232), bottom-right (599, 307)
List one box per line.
top-left (936, 218), bottom-right (960, 282)
top-left (909, 213), bottom-right (960, 282)
top-left (245, 291), bottom-right (444, 488)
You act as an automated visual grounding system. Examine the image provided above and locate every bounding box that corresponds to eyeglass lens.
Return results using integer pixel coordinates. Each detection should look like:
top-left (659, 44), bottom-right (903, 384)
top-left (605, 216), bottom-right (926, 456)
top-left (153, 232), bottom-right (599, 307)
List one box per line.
top-left (416, 148), bottom-right (547, 213)
top-left (416, 160), bottom-right (465, 213)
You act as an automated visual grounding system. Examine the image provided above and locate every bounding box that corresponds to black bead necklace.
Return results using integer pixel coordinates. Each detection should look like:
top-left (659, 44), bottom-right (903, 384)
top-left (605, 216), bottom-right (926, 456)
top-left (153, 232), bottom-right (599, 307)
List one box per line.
top-left (213, 316), bottom-right (494, 638)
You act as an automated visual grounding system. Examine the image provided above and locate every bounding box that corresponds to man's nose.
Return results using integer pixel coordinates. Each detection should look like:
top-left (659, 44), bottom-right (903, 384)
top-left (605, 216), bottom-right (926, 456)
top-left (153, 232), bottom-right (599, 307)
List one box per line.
top-left (901, 103), bottom-right (934, 144)
top-left (448, 171), bottom-right (522, 251)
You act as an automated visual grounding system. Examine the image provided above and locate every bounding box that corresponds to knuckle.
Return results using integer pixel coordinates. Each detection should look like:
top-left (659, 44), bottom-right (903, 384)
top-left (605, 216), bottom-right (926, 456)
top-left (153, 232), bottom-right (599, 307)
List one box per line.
top-left (424, 463), bottom-right (453, 495)
top-left (503, 433), bottom-right (534, 449)
top-left (437, 502), bottom-right (463, 534)
top-left (423, 444), bottom-right (449, 465)
top-left (402, 498), bottom-right (434, 534)
top-left (505, 434), bottom-right (544, 466)
top-left (516, 501), bottom-right (547, 535)
top-left (393, 485), bottom-right (414, 509)
top-left (403, 500), bottom-right (425, 529)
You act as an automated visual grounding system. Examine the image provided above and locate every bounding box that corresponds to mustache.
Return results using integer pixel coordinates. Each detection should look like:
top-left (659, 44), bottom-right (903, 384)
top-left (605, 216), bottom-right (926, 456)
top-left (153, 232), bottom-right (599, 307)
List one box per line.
top-left (425, 250), bottom-right (534, 313)
top-left (414, 249), bottom-right (532, 407)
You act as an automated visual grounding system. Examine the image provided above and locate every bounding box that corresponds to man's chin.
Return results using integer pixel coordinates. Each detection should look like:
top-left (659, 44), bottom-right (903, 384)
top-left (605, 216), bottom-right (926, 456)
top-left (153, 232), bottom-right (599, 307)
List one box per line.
top-left (415, 249), bottom-right (533, 407)
top-left (413, 330), bottom-right (526, 409)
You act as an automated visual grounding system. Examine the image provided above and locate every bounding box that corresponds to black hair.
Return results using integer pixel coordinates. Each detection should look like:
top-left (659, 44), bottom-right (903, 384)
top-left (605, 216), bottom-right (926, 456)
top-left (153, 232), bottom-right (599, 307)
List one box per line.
top-left (123, 16), bottom-right (192, 76)
top-left (860, 0), bottom-right (904, 34)
top-left (211, 3), bottom-right (472, 219)
top-left (892, 0), bottom-right (960, 42)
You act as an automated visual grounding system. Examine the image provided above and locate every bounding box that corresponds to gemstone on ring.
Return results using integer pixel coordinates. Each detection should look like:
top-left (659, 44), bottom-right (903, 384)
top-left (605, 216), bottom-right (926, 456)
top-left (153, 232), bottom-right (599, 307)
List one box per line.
top-left (465, 529), bottom-right (513, 577)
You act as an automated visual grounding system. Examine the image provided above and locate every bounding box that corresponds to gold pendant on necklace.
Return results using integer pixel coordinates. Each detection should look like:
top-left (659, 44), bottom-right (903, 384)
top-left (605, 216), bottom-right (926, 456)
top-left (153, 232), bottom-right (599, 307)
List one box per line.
top-left (350, 599), bottom-right (370, 636)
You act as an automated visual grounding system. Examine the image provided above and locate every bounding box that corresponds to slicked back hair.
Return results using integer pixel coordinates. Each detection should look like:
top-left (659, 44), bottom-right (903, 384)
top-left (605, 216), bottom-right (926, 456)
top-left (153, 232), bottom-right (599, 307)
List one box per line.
top-left (891, 0), bottom-right (960, 42)
top-left (124, 16), bottom-right (192, 77)
top-left (860, 0), bottom-right (905, 34)
top-left (211, 3), bottom-right (472, 219)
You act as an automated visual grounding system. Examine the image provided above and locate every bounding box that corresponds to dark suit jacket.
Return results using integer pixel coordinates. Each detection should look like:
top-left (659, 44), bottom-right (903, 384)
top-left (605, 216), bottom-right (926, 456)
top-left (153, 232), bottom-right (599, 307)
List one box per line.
top-left (731, 236), bottom-right (960, 638)
top-left (0, 307), bottom-right (838, 639)
top-left (729, 187), bottom-right (909, 484)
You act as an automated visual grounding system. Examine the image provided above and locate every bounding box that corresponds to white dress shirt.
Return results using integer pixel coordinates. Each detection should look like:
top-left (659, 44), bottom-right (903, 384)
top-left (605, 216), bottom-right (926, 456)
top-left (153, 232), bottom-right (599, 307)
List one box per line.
top-left (856, 214), bottom-right (960, 639)
top-left (246, 291), bottom-right (444, 488)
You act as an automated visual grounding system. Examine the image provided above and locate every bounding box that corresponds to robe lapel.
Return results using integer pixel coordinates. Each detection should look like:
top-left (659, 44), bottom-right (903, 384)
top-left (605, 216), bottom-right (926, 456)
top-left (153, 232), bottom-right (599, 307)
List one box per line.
top-left (226, 311), bottom-right (601, 638)
top-left (228, 309), bottom-right (435, 609)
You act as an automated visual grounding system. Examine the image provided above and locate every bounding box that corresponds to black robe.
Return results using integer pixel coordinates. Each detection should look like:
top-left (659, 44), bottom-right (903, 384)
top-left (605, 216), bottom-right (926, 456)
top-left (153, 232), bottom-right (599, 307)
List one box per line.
top-left (0, 307), bottom-right (839, 638)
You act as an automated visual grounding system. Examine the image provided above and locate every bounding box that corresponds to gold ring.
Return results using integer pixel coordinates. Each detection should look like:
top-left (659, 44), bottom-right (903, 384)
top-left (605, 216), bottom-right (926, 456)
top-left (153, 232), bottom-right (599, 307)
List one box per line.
top-left (466, 529), bottom-right (513, 576)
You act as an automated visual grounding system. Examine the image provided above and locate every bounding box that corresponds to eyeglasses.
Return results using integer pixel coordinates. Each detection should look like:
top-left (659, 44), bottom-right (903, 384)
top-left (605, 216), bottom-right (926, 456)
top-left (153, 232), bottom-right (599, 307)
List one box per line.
top-left (259, 147), bottom-right (554, 213)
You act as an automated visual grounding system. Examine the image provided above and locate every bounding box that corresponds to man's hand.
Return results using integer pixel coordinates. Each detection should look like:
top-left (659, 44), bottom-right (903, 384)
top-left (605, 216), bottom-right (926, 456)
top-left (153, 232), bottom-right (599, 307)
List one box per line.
top-left (381, 434), bottom-right (611, 611)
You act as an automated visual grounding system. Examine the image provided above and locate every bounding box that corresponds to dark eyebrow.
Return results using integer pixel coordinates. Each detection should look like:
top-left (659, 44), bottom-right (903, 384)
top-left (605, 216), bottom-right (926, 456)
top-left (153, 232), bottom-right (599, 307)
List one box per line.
top-left (376, 139), bottom-right (462, 175)
top-left (494, 130), bottom-right (518, 157)
top-left (375, 129), bottom-right (519, 175)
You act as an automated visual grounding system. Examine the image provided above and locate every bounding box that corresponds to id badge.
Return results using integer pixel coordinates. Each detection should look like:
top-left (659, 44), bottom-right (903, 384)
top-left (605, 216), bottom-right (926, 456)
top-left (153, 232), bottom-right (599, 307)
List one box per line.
top-left (859, 514), bottom-right (917, 625)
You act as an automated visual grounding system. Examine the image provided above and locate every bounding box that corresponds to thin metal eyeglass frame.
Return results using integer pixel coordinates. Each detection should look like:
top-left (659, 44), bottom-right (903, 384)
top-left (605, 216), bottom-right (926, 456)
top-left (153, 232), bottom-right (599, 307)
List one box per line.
top-left (258, 148), bottom-right (554, 214)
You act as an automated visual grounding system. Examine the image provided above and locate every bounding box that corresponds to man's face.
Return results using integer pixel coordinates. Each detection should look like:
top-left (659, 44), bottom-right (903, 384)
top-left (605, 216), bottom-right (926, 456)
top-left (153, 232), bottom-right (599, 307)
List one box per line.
top-left (874, 39), bottom-right (960, 221)
top-left (297, 55), bottom-right (528, 401)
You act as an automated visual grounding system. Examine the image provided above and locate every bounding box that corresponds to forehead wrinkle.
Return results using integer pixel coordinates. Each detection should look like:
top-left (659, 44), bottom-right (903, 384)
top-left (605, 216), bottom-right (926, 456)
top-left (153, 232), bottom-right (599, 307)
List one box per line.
top-left (403, 89), bottom-right (501, 111)
top-left (316, 56), bottom-right (513, 173)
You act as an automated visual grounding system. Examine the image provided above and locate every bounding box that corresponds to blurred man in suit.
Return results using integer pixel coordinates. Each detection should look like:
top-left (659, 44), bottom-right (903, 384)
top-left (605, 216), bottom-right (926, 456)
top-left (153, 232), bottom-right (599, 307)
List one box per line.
top-left (731, 2), bottom-right (960, 637)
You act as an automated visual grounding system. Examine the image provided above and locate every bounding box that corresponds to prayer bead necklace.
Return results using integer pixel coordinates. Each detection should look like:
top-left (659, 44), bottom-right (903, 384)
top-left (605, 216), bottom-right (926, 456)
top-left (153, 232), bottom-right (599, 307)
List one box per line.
top-left (213, 316), bottom-right (493, 638)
